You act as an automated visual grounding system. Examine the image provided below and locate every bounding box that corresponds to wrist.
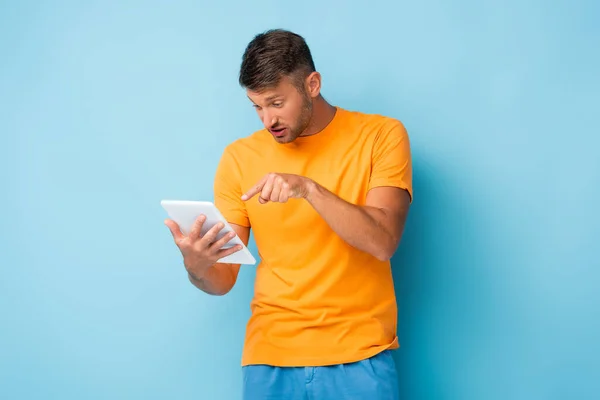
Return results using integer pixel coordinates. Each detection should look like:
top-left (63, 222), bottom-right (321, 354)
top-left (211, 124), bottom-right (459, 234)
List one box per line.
top-left (187, 263), bottom-right (211, 282)
top-left (188, 271), bottom-right (204, 283)
top-left (304, 178), bottom-right (320, 202)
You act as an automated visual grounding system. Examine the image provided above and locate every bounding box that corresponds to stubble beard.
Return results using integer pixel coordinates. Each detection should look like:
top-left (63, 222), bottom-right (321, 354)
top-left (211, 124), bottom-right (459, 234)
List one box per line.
top-left (287, 94), bottom-right (313, 142)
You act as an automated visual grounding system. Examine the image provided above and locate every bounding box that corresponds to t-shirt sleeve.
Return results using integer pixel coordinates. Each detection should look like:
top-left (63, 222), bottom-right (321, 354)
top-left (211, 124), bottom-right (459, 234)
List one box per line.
top-left (368, 119), bottom-right (413, 202)
top-left (213, 146), bottom-right (251, 227)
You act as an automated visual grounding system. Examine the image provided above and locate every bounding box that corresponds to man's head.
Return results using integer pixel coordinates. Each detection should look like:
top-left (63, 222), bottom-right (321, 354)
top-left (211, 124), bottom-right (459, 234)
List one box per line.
top-left (239, 29), bottom-right (321, 144)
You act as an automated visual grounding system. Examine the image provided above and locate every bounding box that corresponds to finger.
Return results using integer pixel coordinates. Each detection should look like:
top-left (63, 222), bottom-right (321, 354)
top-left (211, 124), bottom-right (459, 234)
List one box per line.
top-left (214, 244), bottom-right (244, 259)
top-left (279, 182), bottom-right (290, 202)
top-left (270, 177), bottom-right (282, 202)
top-left (259, 174), bottom-right (276, 204)
top-left (164, 219), bottom-right (184, 242)
top-left (188, 214), bottom-right (206, 240)
top-left (241, 175), bottom-right (269, 201)
top-left (209, 230), bottom-right (237, 253)
top-left (200, 221), bottom-right (225, 248)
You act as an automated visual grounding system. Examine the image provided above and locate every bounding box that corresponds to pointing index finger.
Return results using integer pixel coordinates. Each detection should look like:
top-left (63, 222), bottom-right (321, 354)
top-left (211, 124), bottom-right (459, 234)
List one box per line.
top-left (241, 176), bottom-right (268, 201)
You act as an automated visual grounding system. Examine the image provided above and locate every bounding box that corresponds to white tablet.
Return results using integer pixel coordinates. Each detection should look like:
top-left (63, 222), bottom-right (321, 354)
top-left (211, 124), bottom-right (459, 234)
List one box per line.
top-left (160, 200), bottom-right (257, 265)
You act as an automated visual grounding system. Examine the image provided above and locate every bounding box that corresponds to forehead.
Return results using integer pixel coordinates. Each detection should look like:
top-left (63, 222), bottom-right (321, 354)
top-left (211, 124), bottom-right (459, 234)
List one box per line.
top-left (246, 76), bottom-right (299, 103)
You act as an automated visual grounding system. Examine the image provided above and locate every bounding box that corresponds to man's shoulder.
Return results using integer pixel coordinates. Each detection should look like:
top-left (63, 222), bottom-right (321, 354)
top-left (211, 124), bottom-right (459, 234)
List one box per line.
top-left (221, 128), bottom-right (270, 157)
top-left (340, 107), bottom-right (407, 137)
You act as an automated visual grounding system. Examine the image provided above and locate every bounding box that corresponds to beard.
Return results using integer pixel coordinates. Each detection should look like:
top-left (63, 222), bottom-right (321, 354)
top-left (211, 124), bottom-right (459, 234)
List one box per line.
top-left (287, 92), bottom-right (313, 141)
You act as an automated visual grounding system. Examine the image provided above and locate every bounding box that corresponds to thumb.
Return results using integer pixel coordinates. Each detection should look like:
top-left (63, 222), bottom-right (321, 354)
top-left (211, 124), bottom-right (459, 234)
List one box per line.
top-left (165, 219), bottom-right (184, 242)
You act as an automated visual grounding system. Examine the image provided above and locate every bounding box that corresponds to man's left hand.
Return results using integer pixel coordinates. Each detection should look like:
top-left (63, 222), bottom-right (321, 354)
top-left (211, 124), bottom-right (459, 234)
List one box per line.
top-left (241, 173), bottom-right (313, 204)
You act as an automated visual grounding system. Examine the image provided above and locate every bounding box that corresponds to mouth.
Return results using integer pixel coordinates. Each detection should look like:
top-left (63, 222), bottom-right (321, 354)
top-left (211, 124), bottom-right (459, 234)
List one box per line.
top-left (269, 127), bottom-right (288, 138)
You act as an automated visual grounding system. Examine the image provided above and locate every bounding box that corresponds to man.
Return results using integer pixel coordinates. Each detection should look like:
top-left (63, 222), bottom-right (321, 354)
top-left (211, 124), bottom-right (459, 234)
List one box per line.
top-left (165, 29), bottom-right (412, 399)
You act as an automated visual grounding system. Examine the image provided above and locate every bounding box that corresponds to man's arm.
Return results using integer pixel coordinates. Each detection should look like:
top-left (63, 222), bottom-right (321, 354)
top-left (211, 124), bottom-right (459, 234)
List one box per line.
top-left (186, 223), bottom-right (250, 296)
top-left (302, 120), bottom-right (412, 260)
top-left (305, 182), bottom-right (410, 261)
top-left (241, 172), bottom-right (410, 261)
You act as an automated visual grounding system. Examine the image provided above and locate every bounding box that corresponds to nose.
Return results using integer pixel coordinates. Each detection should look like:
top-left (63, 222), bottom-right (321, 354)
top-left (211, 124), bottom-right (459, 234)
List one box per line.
top-left (262, 110), bottom-right (276, 128)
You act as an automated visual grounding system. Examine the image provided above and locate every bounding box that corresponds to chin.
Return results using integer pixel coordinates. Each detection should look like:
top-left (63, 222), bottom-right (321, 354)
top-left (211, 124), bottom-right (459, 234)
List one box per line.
top-left (274, 136), bottom-right (292, 144)
top-left (274, 133), bottom-right (298, 144)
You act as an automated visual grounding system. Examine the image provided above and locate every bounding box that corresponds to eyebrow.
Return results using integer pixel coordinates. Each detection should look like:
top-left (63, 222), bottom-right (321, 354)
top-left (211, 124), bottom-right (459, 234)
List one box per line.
top-left (247, 94), bottom-right (283, 104)
top-left (265, 94), bottom-right (282, 102)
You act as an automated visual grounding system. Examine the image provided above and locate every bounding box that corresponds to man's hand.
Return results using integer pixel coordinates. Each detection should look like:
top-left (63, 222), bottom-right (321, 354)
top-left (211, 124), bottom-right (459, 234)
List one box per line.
top-left (165, 215), bottom-right (243, 280)
top-left (241, 173), bottom-right (314, 204)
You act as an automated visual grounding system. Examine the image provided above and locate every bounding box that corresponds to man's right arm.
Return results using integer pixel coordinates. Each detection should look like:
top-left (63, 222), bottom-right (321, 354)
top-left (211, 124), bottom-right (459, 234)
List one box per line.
top-left (189, 143), bottom-right (251, 295)
top-left (187, 223), bottom-right (250, 296)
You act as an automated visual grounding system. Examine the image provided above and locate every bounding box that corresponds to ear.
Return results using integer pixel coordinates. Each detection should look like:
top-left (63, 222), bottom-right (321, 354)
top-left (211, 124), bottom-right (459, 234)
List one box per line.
top-left (305, 72), bottom-right (321, 98)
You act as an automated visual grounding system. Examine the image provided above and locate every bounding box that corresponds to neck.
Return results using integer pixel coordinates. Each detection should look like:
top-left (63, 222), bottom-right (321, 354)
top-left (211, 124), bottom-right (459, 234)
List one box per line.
top-left (300, 96), bottom-right (337, 137)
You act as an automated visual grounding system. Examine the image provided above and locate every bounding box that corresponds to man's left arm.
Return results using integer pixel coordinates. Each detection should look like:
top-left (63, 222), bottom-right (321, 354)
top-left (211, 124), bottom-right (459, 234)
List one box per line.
top-left (304, 182), bottom-right (410, 261)
top-left (308, 119), bottom-right (412, 260)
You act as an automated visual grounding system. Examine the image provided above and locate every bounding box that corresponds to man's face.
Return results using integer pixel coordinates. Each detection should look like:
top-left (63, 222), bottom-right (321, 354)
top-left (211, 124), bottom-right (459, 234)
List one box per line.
top-left (246, 75), bottom-right (313, 144)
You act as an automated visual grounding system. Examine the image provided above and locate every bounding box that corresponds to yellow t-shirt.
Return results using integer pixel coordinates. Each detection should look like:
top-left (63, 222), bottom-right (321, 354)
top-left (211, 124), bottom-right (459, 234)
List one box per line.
top-left (213, 107), bottom-right (413, 367)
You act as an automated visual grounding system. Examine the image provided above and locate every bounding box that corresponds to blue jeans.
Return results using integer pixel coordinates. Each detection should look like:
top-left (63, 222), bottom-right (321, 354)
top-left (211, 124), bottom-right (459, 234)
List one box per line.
top-left (242, 350), bottom-right (399, 400)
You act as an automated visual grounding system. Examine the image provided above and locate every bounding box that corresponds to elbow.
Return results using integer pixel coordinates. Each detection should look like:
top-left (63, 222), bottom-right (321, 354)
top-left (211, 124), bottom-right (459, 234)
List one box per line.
top-left (372, 241), bottom-right (399, 262)
top-left (374, 250), bottom-right (394, 262)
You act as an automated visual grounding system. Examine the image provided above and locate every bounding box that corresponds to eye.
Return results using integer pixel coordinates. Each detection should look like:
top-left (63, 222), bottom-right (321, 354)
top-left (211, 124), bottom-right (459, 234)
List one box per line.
top-left (272, 102), bottom-right (283, 108)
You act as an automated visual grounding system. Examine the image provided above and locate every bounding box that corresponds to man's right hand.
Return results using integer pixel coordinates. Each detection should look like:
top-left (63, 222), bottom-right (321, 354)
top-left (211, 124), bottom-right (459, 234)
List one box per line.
top-left (164, 215), bottom-right (243, 281)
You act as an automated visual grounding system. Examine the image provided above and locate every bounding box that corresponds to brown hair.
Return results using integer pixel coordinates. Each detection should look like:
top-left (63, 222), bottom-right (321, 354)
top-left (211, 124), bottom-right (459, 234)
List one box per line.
top-left (239, 29), bottom-right (316, 92)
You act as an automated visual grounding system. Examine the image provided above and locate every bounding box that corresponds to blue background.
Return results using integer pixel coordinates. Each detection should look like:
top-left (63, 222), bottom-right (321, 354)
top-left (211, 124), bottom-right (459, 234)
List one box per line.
top-left (1, 1), bottom-right (598, 399)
